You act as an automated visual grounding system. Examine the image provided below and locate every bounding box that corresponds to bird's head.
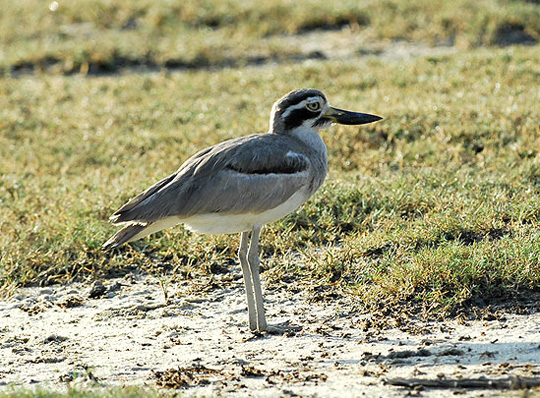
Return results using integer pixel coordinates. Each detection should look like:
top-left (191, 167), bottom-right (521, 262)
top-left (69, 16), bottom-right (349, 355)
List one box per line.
top-left (269, 88), bottom-right (382, 135)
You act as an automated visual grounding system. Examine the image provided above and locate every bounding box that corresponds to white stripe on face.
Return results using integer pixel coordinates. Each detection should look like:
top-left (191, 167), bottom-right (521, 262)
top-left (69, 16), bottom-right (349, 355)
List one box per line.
top-left (281, 96), bottom-right (324, 119)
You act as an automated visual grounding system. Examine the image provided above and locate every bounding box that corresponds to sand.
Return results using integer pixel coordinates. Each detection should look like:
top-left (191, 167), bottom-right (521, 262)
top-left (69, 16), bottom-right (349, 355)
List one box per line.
top-left (1, 268), bottom-right (540, 397)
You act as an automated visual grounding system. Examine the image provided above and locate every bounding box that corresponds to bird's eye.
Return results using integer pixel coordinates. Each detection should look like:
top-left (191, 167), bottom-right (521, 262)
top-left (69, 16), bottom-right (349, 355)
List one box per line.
top-left (306, 101), bottom-right (321, 112)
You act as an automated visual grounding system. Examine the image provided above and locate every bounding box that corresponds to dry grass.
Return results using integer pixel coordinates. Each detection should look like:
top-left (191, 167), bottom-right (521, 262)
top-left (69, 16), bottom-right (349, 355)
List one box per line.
top-left (2, 0), bottom-right (539, 74)
top-left (2, 44), bottom-right (540, 316)
top-left (2, 0), bottom-right (540, 317)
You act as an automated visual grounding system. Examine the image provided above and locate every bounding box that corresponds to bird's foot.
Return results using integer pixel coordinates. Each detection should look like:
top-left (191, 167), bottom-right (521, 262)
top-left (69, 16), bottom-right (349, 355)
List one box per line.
top-left (244, 322), bottom-right (301, 340)
top-left (263, 321), bottom-right (302, 336)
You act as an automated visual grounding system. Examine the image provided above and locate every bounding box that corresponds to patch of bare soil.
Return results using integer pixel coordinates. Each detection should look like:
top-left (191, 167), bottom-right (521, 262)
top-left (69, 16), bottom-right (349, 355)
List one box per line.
top-left (1, 270), bottom-right (540, 397)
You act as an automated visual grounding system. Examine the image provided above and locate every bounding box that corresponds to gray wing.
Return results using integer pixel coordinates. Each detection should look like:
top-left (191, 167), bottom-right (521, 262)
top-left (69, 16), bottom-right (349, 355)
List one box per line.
top-left (110, 134), bottom-right (315, 224)
top-left (109, 147), bottom-right (213, 222)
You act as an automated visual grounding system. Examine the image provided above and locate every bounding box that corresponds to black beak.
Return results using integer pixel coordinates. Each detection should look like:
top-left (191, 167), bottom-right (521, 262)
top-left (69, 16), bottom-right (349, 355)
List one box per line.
top-left (324, 106), bottom-right (383, 125)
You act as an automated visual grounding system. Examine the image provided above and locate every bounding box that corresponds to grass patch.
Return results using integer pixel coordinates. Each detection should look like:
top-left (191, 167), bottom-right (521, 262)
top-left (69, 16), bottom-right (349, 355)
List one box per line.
top-left (2, 0), bottom-right (539, 74)
top-left (1, 21), bottom-right (540, 316)
top-left (0, 387), bottom-right (178, 398)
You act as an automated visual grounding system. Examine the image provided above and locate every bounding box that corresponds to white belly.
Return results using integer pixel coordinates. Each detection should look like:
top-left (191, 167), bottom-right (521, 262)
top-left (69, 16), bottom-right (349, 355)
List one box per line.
top-left (183, 189), bottom-right (310, 234)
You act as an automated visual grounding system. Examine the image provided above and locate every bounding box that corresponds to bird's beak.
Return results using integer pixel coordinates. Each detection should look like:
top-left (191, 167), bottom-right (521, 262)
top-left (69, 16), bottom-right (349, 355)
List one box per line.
top-left (324, 106), bottom-right (382, 125)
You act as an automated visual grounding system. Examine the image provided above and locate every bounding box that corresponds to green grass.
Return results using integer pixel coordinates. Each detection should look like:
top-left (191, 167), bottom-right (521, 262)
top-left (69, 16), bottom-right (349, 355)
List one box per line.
top-left (2, 0), bottom-right (539, 73)
top-left (2, 45), bottom-right (540, 315)
top-left (0, 387), bottom-right (178, 398)
top-left (1, 0), bottom-right (540, 318)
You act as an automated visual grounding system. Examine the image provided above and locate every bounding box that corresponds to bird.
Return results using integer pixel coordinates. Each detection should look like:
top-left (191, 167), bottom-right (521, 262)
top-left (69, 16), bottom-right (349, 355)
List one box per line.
top-left (103, 88), bottom-right (382, 333)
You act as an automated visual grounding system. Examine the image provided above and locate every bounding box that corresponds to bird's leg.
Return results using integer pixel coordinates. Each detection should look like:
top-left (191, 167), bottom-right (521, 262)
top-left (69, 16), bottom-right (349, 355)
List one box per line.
top-left (247, 226), bottom-right (303, 335)
top-left (247, 225), bottom-right (268, 331)
top-left (244, 226), bottom-right (301, 335)
top-left (239, 231), bottom-right (257, 331)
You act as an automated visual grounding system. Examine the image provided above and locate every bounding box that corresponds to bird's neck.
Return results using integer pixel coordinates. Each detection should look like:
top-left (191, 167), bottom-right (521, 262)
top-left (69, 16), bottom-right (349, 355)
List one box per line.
top-left (290, 128), bottom-right (328, 162)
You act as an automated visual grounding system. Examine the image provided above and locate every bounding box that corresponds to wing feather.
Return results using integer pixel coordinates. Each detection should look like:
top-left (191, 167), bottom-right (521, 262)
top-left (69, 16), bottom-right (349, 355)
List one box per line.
top-left (110, 134), bottom-right (317, 224)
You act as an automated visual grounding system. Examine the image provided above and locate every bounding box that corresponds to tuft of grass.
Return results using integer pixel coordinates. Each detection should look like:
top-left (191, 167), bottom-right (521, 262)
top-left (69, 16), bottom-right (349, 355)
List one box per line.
top-left (0, 387), bottom-right (179, 398)
top-left (1, 0), bottom-right (539, 74)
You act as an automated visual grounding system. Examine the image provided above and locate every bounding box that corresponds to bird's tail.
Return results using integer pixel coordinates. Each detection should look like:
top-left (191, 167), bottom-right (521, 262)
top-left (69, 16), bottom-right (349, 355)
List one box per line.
top-left (102, 223), bottom-right (148, 250)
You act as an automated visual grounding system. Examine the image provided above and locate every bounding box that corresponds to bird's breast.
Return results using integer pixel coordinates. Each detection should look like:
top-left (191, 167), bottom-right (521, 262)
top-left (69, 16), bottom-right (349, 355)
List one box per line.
top-left (290, 129), bottom-right (328, 161)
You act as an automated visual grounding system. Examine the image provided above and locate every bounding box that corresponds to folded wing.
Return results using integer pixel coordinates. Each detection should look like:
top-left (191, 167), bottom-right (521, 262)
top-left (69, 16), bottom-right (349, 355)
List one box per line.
top-left (109, 134), bottom-right (313, 225)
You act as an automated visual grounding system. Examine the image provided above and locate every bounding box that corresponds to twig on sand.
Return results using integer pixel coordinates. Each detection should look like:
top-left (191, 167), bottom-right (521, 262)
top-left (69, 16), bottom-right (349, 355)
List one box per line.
top-left (384, 376), bottom-right (540, 390)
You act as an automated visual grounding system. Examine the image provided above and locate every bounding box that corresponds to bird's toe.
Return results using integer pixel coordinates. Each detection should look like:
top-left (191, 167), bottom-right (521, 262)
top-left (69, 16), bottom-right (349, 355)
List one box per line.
top-left (264, 322), bottom-right (302, 336)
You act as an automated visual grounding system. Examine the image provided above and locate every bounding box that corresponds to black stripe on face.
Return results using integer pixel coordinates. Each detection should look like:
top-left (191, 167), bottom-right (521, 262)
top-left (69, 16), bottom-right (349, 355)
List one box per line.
top-left (283, 108), bottom-right (321, 130)
top-left (312, 117), bottom-right (332, 128)
top-left (278, 89), bottom-right (327, 109)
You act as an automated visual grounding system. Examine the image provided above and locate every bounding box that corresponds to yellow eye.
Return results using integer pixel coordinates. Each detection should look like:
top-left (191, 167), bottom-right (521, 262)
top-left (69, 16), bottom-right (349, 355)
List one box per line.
top-left (306, 101), bottom-right (321, 112)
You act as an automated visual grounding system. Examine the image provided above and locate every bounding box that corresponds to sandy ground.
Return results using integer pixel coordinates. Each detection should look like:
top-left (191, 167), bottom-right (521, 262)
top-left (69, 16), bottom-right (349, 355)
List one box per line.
top-left (1, 269), bottom-right (540, 397)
